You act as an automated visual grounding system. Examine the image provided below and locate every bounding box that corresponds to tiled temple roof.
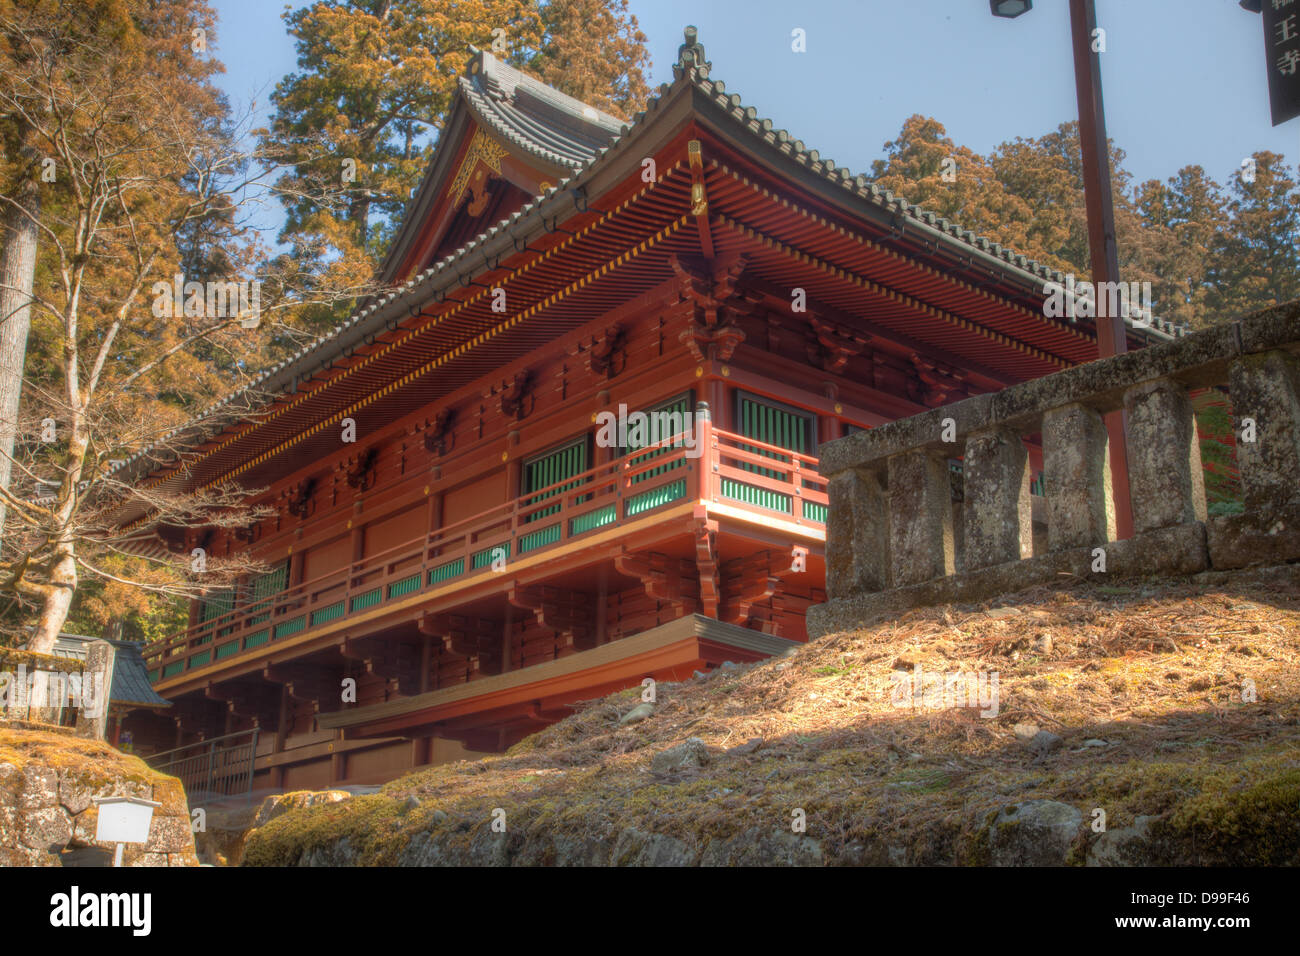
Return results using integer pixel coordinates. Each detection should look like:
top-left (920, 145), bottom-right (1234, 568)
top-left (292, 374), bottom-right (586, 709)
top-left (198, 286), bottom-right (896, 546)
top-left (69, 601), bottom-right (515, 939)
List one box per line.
top-left (459, 48), bottom-right (623, 169)
top-left (112, 27), bottom-right (1184, 490)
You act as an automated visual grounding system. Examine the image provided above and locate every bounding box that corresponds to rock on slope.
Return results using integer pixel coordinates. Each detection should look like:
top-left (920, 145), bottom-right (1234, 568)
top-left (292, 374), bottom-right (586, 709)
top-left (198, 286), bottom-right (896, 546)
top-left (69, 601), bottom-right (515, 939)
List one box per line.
top-left (244, 566), bottom-right (1300, 867)
top-left (0, 727), bottom-right (199, 866)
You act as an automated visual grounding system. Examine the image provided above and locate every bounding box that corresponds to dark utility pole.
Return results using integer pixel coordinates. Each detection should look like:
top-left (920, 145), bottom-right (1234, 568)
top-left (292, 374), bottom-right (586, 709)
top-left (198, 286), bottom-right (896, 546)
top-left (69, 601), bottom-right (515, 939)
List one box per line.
top-left (1068, 0), bottom-right (1134, 540)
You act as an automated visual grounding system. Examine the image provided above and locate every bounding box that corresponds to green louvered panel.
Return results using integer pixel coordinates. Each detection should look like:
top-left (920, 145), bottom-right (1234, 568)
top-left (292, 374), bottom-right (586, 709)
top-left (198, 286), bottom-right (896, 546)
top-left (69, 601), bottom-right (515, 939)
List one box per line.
top-left (721, 396), bottom-right (816, 515)
top-left (162, 660), bottom-right (185, 678)
top-left (626, 478), bottom-right (687, 517)
top-left (244, 629), bottom-right (270, 650)
top-left (387, 573), bottom-right (423, 599)
top-left (273, 616), bottom-right (306, 640)
top-left (524, 440), bottom-right (588, 522)
top-left (199, 587), bottom-right (235, 639)
top-left (802, 500), bottom-right (828, 524)
top-left (571, 504), bottom-right (617, 535)
top-left (247, 562), bottom-right (288, 625)
top-left (518, 523), bottom-right (561, 554)
top-left (627, 397), bottom-right (691, 485)
top-left (472, 542), bottom-right (510, 569)
top-left (311, 600), bottom-right (346, 626)
top-left (199, 588), bottom-right (235, 624)
top-left (215, 641), bottom-right (240, 661)
top-left (148, 669), bottom-right (159, 683)
top-left (721, 478), bottom-right (792, 514)
top-left (1031, 472), bottom-right (1046, 496)
top-left (188, 650), bottom-right (212, 668)
top-left (428, 559), bottom-right (464, 585)
top-left (350, 586), bottom-right (382, 611)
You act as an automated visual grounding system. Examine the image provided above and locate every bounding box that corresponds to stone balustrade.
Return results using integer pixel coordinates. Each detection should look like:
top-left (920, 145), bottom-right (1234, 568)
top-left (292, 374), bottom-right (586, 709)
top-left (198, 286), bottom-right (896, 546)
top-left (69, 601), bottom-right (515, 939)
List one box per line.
top-left (807, 301), bottom-right (1300, 638)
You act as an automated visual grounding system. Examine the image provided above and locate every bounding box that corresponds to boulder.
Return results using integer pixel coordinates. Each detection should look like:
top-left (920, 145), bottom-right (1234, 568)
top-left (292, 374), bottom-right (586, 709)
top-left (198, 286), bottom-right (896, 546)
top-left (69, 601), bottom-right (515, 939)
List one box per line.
top-left (987, 800), bottom-right (1082, 866)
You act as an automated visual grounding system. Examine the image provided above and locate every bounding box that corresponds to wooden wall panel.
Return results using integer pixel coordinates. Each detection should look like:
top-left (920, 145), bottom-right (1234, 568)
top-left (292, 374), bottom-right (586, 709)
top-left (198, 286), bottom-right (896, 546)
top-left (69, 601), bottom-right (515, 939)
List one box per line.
top-left (365, 502), bottom-right (426, 557)
top-left (303, 533), bottom-right (351, 583)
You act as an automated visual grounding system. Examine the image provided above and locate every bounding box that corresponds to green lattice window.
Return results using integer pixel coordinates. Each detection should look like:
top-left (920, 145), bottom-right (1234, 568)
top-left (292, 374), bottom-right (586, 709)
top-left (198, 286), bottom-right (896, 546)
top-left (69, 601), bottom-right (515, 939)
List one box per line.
top-left (246, 561), bottom-right (288, 625)
top-left (721, 394), bottom-right (815, 515)
top-left (624, 394), bottom-right (692, 486)
top-left (523, 438), bottom-right (588, 523)
top-left (198, 587), bottom-right (235, 640)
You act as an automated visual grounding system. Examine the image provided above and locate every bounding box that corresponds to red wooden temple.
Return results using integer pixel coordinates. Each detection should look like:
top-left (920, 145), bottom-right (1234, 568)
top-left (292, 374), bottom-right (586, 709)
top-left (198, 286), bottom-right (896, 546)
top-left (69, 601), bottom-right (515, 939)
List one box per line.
top-left (121, 29), bottom-right (1178, 789)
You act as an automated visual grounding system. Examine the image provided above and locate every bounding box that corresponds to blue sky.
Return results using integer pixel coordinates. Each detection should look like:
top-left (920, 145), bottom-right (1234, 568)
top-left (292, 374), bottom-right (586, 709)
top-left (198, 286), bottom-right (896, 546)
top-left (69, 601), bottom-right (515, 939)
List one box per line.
top-left (211, 0), bottom-right (1298, 240)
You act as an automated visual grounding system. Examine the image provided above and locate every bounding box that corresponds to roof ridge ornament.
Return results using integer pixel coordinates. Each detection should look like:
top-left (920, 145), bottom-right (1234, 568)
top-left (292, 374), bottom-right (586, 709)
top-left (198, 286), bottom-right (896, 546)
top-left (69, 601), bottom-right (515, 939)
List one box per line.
top-left (675, 25), bottom-right (711, 79)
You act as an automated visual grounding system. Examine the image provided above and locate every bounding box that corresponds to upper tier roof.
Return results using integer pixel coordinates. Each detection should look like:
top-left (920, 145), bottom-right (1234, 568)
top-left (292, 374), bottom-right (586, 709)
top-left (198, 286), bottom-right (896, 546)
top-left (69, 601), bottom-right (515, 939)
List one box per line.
top-left (459, 48), bottom-right (623, 169)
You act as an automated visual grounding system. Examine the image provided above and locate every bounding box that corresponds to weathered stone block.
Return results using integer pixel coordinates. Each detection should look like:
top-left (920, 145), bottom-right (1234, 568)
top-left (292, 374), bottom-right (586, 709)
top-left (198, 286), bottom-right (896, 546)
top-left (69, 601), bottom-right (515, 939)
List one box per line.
top-left (1206, 505), bottom-right (1300, 570)
top-left (887, 451), bottom-right (954, 587)
top-left (1229, 350), bottom-right (1300, 514)
top-left (817, 393), bottom-right (993, 476)
top-left (824, 468), bottom-right (889, 598)
top-left (992, 325), bottom-right (1240, 428)
top-left (962, 427), bottom-right (1032, 571)
top-left (1238, 299), bottom-right (1300, 355)
top-left (1043, 403), bottom-right (1115, 551)
top-left (1123, 378), bottom-right (1206, 532)
top-left (73, 641), bottom-right (114, 740)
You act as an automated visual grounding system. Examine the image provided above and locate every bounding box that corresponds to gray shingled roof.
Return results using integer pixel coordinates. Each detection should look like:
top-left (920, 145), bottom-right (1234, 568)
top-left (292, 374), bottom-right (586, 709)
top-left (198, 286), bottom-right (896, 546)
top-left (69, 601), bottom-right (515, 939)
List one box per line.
top-left (50, 634), bottom-right (171, 708)
top-left (459, 48), bottom-right (622, 169)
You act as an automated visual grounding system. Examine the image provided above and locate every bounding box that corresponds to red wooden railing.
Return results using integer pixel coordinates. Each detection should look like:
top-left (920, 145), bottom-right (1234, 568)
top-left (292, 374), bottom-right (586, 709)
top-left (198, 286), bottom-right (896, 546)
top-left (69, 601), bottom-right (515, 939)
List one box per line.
top-left (144, 425), bottom-right (826, 682)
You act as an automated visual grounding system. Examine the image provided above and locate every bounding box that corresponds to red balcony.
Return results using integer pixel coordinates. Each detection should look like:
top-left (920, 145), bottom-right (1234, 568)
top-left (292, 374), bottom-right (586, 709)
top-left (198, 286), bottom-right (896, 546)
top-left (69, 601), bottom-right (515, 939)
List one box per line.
top-left (144, 422), bottom-right (827, 687)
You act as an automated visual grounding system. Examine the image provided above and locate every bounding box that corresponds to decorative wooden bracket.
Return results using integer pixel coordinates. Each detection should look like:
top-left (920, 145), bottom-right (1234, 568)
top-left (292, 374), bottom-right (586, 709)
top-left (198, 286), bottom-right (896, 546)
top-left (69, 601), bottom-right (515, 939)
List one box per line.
top-left (208, 682), bottom-right (279, 728)
top-left (340, 635), bottom-right (423, 693)
top-left (588, 324), bottom-right (627, 379)
top-left (911, 353), bottom-right (969, 407)
top-left (693, 519), bottom-right (720, 617)
top-left (808, 316), bottom-right (869, 374)
top-left (499, 369), bottom-right (534, 421)
top-left (286, 478), bottom-right (315, 520)
top-left (263, 662), bottom-right (343, 713)
top-left (232, 521), bottom-right (261, 544)
top-left (423, 407), bottom-right (456, 456)
top-left (614, 551), bottom-right (700, 617)
top-left (718, 548), bottom-right (803, 626)
top-left (343, 447), bottom-right (379, 491)
top-left (508, 585), bottom-right (597, 651)
top-left (670, 255), bottom-right (748, 362)
top-left (419, 613), bottom-right (503, 675)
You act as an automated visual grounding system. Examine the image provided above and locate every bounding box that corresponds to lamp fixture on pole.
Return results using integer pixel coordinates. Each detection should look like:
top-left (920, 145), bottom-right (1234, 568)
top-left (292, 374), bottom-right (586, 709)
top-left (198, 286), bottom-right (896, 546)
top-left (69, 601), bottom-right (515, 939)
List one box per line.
top-left (991, 0), bottom-right (1135, 540)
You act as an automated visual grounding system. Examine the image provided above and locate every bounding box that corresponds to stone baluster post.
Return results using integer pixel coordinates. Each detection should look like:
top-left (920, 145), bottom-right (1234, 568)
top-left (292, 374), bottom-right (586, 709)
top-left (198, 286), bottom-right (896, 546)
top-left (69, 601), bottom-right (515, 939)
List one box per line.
top-left (887, 451), bottom-right (954, 586)
top-left (962, 427), bottom-right (1033, 570)
top-left (1122, 378), bottom-right (1206, 532)
top-left (1043, 403), bottom-right (1115, 551)
top-left (824, 467), bottom-right (890, 598)
top-left (1228, 350), bottom-right (1300, 513)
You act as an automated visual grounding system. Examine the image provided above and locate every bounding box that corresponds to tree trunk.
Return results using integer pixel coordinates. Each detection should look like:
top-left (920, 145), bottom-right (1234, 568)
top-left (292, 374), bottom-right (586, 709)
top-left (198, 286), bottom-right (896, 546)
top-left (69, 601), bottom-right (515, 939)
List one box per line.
top-left (27, 425), bottom-right (86, 655)
top-left (28, 545), bottom-right (76, 654)
top-left (0, 174), bottom-right (40, 544)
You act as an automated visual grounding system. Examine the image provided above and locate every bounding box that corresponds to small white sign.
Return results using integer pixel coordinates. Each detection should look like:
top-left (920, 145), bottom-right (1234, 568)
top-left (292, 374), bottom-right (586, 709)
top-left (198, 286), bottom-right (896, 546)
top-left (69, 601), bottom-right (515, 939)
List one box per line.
top-left (93, 796), bottom-right (161, 845)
